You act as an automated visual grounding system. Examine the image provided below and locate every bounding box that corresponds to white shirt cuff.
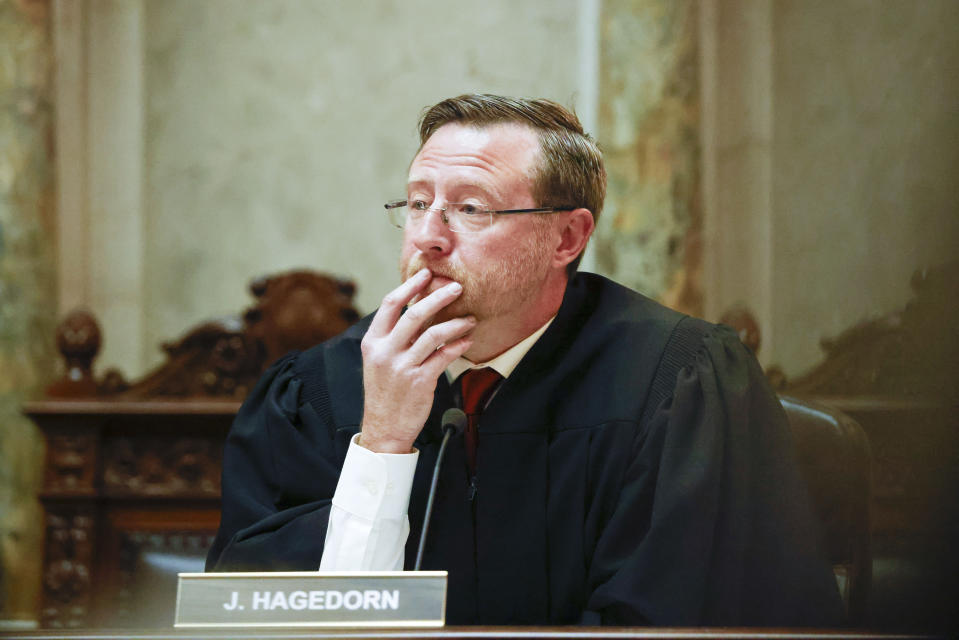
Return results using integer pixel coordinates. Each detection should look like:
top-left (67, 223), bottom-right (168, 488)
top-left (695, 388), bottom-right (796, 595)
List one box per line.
top-left (331, 433), bottom-right (418, 521)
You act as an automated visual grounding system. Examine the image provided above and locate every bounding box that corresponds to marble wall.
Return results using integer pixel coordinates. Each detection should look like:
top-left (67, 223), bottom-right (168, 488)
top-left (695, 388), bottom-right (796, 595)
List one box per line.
top-left (0, 0), bottom-right (56, 621)
top-left (701, 0), bottom-right (959, 376)
top-left (596, 0), bottom-right (702, 315)
top-left (52, 0), bottom-right (703, 381)
top-left (139, 0), bottom-right (585, 376)
top-left (768, 0), bottom-right (959, 375)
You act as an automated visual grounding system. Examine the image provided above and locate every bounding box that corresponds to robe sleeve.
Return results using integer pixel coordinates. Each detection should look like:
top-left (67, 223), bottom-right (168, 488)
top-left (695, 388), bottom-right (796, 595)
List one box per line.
top-left (585, 324), bottom-right (845, 626)
top-left (205, 352), bottom-right (348, 572)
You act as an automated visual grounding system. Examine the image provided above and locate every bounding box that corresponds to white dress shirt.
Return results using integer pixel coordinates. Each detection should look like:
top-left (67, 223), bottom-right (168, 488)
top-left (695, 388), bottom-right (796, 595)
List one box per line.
top-left (319, 317), bottom-right (554, 571)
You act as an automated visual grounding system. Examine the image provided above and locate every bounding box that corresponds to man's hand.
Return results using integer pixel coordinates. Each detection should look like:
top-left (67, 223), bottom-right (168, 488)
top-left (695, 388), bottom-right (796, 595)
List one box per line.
top-left (358, 268), bottom-right (476, 453)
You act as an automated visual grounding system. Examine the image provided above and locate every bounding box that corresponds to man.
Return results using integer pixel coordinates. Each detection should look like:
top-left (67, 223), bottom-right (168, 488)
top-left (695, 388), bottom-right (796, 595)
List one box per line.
top-left (207, 94), bottom-right (843, 626)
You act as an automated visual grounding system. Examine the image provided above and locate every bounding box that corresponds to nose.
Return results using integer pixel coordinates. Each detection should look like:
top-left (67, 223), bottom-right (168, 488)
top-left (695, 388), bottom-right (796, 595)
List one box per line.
top-left (408, 207), bottom-right (454, 257)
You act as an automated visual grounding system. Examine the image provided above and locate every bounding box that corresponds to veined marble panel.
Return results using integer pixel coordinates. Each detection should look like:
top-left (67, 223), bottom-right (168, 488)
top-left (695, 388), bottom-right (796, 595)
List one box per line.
top-left (0, 0), bottom-right (56, 622)
top-left (595, 0), bottom-right (701, 315)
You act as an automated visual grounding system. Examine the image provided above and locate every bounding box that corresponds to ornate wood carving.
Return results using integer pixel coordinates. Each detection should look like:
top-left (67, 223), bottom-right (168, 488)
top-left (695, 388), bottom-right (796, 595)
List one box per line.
top-left (719, 262), bottom-right (959, 400)
top-left (103, 437), bottom-right (221, 497)
top-left (720, 270), bottom-right (958, 510)
top-left (45, 310), bottom-right (101, 397)
top-left (245, 270), bottom-right (359, 365)
top-left (28, 269), bottom-right (358, 628)
top-left (717, 305), bottom-right (792, 387)
top-left (718, 304), bottom-right (761, 354)
top-left (782, 262), bottom-right (959, 399)
top-left (776, 262), bottom-right (959, 534)
top-left (719, 264), bottom-right (959, 628)
top-left (24, 403), bottom-right (234, 629)
top-left (43, 433), bottom-right (97, 494)
top-left (40, 509), bottom-right (95, 628)
top-left (45, 270), bottom-right (359, 400)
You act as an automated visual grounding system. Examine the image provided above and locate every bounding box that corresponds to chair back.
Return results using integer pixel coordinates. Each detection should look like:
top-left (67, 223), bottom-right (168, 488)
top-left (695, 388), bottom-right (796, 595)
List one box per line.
top-left (780, 395), bottom-right (872, 624)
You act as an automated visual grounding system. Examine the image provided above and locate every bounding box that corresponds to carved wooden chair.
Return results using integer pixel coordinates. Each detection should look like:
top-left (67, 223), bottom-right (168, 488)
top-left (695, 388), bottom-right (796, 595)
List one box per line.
top-left (26, 270), bottom-right (360, 628)
top-left (780, 395), bottom-right (872, 625)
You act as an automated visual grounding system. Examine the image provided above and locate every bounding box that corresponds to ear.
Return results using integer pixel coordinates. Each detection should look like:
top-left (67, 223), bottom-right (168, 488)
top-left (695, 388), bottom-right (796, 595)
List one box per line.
top-left (551, 208), bottom-right (595, 269)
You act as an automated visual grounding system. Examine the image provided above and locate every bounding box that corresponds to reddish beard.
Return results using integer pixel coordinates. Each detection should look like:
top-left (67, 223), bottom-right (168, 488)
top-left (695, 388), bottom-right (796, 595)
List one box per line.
top-left (401, 256), bottom-right (473, 322)
top-left (399, 230), bottom-right (554, 325)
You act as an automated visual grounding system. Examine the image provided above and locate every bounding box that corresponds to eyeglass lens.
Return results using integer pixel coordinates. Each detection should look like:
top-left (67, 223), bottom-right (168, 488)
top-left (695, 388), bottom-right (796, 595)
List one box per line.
top-left (389, 203), bottom-right (492, 233)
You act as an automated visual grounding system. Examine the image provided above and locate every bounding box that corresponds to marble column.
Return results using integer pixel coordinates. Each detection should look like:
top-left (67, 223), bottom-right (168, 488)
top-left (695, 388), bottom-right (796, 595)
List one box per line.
top-left (595, 0), bottom-right (702, 316)
top-left (0, 0), bottom-right (57, 624)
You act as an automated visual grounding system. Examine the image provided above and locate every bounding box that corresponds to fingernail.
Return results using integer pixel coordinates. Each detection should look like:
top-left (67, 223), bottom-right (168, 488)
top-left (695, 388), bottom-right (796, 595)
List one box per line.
top-left (417, 268), bottom-right (430, 278)
top-left (467, 315), bottom-right (477, 323)
top-left (446, 282), bottom-right (462, 293)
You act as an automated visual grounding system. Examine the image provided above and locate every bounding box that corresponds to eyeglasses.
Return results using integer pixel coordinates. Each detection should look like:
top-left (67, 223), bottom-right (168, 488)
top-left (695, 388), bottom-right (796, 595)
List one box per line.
top-left (384, 200), bottom-right (573, 234)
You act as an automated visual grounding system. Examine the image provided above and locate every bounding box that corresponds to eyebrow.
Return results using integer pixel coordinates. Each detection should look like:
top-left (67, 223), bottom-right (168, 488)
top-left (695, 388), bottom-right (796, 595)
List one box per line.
top-left (406, 179), bottom-right (504, 202)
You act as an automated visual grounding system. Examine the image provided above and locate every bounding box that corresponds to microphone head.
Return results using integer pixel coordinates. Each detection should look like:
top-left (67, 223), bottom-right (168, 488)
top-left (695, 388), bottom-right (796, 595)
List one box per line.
top-left (440, 408), bottom-right (467, 436)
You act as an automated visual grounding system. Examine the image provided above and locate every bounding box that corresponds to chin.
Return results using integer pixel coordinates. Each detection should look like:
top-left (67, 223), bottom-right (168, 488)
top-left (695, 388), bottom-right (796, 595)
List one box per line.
top-left (432, 300), bottom-right (471, 323)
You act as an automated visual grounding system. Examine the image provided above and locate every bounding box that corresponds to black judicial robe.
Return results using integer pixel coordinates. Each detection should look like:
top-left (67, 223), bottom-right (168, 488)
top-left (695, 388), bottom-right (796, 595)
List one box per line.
top-left (207, 273), bottom-right (844, 626)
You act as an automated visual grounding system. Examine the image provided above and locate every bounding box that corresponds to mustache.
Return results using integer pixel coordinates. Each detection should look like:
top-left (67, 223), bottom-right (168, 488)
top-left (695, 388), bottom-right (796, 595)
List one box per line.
top-left (405, 257), bottom-right (463, 282)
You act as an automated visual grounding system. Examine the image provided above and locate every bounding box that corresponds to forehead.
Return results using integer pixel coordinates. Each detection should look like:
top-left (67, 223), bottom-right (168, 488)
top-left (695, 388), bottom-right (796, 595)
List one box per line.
top-left (408, 123), bottom-right (540, 198)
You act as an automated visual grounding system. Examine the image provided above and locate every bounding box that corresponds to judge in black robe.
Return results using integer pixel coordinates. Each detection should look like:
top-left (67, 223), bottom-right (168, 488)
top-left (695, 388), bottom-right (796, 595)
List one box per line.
top-left (207, 272), bottom-right (844, 626)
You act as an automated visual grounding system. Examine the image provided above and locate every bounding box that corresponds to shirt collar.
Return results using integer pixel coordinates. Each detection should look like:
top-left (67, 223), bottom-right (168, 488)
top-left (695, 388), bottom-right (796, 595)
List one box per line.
top-left (446, 316), bottom-right (555, 382)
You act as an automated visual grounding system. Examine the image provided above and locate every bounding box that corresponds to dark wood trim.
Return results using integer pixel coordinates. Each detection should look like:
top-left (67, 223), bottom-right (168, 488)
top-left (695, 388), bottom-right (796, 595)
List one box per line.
top-left (0, 626), bottom-right (938, 640)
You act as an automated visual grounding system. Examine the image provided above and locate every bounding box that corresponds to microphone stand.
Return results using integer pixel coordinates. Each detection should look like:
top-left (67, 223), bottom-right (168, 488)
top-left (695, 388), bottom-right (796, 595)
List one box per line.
top-left (413, 408), bottom-right (466, 571)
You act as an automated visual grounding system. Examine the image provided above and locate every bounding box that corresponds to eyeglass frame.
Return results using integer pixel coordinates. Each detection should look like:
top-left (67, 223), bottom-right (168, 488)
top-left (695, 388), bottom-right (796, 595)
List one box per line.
top-left (384, 199), bottom-right (575, 233)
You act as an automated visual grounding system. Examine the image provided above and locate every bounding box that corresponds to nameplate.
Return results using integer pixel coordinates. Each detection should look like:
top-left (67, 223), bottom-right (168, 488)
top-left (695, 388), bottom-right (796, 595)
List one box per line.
top-left (175, 571), bottom-right (447, 628)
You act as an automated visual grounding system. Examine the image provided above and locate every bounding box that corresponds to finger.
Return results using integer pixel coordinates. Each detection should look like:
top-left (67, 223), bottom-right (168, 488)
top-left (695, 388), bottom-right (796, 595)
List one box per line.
top-left (419, 336), bottom-right (474, 379)
top-left (405, 316), bottom-right (477, 365)
top-left (390, 281), bottom-right (464, 346)
top-left (367, 268), bottom-right (431, 337)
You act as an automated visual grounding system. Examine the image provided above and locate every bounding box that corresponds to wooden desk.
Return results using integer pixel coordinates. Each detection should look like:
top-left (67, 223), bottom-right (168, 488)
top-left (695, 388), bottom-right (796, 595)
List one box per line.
top-left (0, 627), bottom-right (939, 640)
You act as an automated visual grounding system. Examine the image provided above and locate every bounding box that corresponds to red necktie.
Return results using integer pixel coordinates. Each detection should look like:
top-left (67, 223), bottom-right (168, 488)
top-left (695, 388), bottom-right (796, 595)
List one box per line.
top-left (459, 367), bottom-right (502, 476)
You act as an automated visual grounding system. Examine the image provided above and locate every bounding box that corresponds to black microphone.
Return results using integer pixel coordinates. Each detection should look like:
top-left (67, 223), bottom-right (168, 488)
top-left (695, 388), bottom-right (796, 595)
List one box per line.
top-left (413, 408), bottom-right (466, 571)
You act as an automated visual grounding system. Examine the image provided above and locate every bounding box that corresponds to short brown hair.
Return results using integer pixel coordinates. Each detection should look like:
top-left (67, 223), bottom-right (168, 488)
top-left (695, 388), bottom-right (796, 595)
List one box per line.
top-left (418, 94), bottom-right (606, 273)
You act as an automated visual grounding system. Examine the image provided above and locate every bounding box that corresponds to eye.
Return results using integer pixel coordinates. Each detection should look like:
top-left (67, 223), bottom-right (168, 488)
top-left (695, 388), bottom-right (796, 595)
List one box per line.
top-left (456, 203), bottom-right (485, 216)
top-left (409, 199), bottom-right (429, 211)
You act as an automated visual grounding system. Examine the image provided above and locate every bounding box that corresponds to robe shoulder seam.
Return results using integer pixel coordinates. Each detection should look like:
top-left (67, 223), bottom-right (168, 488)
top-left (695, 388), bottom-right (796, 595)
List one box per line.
top-left (639, 315), bottom-right (715, 426)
